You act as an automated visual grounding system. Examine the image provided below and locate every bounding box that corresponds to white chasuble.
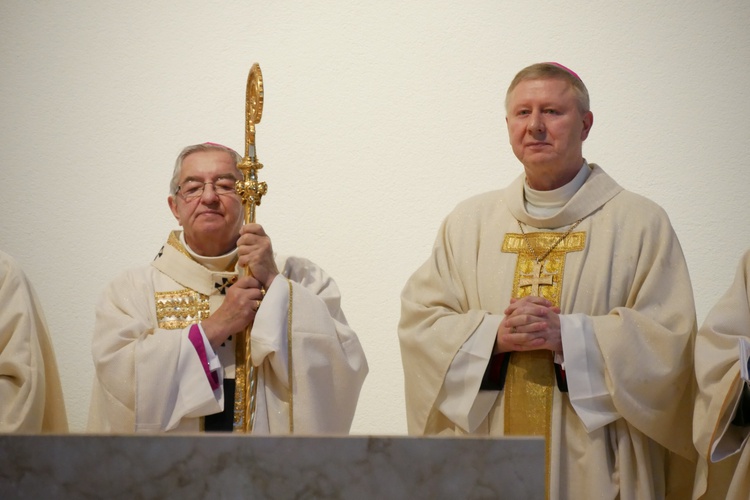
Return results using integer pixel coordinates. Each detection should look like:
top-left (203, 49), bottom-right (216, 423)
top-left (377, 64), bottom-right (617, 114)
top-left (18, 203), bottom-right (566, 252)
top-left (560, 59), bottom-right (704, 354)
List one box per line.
top-left (88, 231), bottom-right (367, 434)
top-left (399, 164), bottom-right (697, 500)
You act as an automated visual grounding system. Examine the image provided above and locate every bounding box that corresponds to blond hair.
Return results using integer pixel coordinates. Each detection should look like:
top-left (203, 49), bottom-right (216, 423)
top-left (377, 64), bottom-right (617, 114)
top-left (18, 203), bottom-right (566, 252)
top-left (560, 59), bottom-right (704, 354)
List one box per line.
top-left (505, 62), bottom-right (590, 113)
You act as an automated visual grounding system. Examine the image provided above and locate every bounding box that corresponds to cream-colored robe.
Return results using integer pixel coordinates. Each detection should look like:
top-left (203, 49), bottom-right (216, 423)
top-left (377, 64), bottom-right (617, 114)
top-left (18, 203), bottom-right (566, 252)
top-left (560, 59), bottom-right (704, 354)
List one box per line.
top-left (0, 250), bottom-right (68, 433)
top-left (693, 250), bottom-right (750, 500)
top-left (399, 165), bottom-right (696, 499)
top-left (87, 232), bottom-right (368, 434)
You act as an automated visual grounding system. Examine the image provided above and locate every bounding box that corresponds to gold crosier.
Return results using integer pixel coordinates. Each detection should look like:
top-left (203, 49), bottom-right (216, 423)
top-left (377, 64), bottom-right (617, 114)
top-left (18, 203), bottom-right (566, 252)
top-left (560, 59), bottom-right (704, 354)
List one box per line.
top-left (233, 63), bottom-right (267, 433)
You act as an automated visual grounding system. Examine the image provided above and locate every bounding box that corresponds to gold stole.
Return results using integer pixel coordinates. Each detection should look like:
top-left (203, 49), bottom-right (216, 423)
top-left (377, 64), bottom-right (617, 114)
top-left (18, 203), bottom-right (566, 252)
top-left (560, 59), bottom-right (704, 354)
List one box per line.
top-left (501, 231), bottom-right (585, 494)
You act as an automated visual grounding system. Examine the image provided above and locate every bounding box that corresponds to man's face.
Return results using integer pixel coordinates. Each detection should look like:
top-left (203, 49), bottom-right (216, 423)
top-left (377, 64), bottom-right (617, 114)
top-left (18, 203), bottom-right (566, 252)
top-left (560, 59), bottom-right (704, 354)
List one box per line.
top-left (168, 150), bottom-right (243, 256)
top-left (506, 78), bottom-right (593, 189)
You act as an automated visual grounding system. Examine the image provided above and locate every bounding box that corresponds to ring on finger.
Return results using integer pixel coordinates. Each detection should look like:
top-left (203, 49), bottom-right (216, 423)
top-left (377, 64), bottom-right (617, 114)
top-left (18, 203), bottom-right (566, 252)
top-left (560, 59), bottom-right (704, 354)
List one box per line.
top-left (254, 299), bottom-right (261, 312)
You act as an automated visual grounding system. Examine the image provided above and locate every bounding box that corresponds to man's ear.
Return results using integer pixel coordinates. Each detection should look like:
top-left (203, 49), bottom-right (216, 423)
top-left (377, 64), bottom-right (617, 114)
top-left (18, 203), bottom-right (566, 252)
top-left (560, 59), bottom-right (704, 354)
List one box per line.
top-left (581, 111), bottom-right (594, 141)
top-left (168, 195), bottom-right (182, 225)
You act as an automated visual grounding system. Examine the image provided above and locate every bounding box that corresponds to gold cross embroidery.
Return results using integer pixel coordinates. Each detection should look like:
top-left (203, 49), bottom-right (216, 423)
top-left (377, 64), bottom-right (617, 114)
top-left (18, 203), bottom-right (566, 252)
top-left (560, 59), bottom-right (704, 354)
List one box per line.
top-left (519, 261), bottom-right (554, 297)
top-left (503, 231), bottom-right (586, 303)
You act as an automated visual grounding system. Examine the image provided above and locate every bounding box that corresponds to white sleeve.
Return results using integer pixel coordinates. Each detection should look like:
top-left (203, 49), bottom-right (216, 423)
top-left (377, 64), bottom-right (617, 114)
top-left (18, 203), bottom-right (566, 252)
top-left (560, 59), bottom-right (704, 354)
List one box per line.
top-left (248, 276), bottom-right (290, 374)
top-left (740, 338), bottom-right (750, 383)
top-left (437, 314), bottom-right (502, 433)
top-left (197, 322), bottom-right (222, 373)
top-left (135, 328), bottom-right (224, 432)
top-left (710, 390), bottom-right (750, 461)
top-left (249, 258), bottom-right (368, 434)
top-left (709, 340), bottom-right (750, 461)
top-left (560, 313), bottom-right (619, 432)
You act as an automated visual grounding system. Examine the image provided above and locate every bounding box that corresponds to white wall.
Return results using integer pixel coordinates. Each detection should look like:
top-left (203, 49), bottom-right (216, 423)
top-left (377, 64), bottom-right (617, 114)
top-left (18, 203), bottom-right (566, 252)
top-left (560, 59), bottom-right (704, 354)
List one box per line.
top-left (1, 1), bottom-right (749, 434)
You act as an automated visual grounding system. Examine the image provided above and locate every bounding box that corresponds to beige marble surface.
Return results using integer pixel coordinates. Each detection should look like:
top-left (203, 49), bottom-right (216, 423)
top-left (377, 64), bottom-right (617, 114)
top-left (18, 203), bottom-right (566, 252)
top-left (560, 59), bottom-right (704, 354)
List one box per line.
top-left (0, 434), bottom-right (544, 498)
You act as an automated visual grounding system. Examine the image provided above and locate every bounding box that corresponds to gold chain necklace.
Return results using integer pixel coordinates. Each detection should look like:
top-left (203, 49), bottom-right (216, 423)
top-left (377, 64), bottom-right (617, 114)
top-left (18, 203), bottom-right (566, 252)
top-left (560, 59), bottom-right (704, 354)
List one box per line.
top-left (516, 217), bottom-right (584, 263)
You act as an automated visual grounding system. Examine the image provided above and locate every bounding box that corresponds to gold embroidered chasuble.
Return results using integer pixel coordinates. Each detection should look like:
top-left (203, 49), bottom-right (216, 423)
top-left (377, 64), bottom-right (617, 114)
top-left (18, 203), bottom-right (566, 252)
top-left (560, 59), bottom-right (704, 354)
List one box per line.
top-left (88, 231), bottom-right (368, 435)
top-left (399, 164), bottom-right (698, 499)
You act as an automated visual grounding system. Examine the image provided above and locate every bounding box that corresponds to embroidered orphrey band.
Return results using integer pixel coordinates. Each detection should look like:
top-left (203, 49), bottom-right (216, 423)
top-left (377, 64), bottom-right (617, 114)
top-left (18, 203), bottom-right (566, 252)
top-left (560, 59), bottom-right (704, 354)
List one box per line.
top-left (502, 230), bottom-right (585, 499)
top-left (155, 289), bottom-right (210, 329)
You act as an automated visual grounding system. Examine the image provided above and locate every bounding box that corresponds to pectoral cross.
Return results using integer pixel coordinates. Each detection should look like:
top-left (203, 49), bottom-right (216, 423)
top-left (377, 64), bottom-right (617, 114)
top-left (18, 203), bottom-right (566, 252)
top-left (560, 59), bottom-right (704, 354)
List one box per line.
top-left (518, 261), bottom-right (554, 296)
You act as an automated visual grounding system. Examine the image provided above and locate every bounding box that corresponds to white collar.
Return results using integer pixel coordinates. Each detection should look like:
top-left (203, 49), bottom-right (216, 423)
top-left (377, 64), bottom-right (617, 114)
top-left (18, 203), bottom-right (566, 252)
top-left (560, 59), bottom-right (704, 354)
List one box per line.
top-left (179, 232), bottom-right (237, 272)
top-left (524, 161), bottom-right (591, 218)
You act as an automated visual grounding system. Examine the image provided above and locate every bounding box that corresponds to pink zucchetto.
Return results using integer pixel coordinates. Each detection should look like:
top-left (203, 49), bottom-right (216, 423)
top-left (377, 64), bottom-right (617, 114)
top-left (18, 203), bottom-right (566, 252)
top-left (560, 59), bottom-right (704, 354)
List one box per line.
top-left (545, 62), bottom-right (582, 82)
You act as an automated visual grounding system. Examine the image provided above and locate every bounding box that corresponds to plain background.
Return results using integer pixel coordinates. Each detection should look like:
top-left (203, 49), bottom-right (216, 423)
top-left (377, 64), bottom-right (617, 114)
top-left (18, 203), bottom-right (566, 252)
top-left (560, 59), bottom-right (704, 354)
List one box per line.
top-left (1, 1), bottom-right (749, 433)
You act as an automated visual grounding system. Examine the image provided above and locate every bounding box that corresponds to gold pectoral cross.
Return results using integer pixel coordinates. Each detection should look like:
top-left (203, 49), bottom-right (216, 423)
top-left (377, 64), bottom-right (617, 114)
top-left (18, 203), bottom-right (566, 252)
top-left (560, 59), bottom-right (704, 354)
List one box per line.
top-left (501, 230), bottom-right (585, 497)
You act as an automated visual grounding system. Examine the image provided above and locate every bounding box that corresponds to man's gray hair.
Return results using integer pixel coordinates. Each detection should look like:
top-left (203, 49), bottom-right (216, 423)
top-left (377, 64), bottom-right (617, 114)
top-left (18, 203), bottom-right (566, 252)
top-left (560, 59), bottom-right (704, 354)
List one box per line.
top-left (505, 62), bottom-right (590, 113)
top-left (169, 143), bottom-right (243, 195)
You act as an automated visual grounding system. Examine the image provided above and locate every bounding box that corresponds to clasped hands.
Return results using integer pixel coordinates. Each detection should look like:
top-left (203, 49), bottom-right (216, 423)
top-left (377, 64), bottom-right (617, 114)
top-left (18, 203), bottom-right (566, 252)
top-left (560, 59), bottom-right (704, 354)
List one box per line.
top-left (202, 223), bottom-right (280, 349)
top-left (495, 296), bottom-right (562, 354)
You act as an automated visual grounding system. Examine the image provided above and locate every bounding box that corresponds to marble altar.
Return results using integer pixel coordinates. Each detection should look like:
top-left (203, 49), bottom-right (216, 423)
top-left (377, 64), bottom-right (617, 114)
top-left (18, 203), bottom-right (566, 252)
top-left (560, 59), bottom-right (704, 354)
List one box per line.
top-left (0, 435), bottom-right (544, 498)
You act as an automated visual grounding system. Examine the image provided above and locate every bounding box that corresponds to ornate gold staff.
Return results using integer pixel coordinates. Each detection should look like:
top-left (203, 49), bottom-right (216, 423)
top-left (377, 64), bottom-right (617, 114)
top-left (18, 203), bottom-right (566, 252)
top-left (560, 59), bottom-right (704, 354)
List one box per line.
top-left (234, 63), bottom-right (267, 432)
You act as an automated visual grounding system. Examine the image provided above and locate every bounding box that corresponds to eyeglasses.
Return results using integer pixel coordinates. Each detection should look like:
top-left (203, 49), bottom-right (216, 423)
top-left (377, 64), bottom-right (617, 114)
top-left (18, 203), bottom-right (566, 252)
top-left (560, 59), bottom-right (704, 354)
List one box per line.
top-left (176, 178), bottom-right (239, 201)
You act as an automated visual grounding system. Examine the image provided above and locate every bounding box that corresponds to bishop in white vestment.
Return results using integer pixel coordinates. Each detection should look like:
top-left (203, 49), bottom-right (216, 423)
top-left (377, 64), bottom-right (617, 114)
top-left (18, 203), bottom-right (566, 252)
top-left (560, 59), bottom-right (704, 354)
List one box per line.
top-left (87, 143), bottom-right (367, 434)
top-left (399, 63), bottom-right (696, 499)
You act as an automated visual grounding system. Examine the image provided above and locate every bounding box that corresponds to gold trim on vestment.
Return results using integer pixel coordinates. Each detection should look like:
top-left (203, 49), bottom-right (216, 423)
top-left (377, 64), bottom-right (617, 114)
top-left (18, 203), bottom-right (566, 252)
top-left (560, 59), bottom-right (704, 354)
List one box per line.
top-left (167, 231), bottom-right (192, 259)
top-left (502, 231), bottom-right (585, 499)
top-left (155, 289), bottom-right (210, 329)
